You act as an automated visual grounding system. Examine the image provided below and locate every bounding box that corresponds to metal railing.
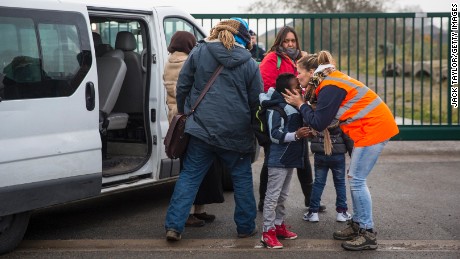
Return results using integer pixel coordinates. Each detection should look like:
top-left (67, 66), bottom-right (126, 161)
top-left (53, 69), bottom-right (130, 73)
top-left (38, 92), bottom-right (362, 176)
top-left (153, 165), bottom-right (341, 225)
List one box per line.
top-left (193, 13), bottom-right (459, 140)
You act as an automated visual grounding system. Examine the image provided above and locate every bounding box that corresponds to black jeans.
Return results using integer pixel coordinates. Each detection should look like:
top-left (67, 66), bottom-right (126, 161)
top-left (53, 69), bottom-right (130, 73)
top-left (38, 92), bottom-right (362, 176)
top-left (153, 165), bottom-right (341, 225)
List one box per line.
top-left (259, 144), bottom-right (313, 207)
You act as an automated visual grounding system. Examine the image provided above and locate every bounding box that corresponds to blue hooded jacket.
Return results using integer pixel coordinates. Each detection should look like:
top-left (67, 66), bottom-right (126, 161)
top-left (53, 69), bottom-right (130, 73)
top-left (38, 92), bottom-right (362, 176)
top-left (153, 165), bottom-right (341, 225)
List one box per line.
top-left (176, 40), bottom-right (263, 153)
top-left (259, 88), bottom-right (306, 168)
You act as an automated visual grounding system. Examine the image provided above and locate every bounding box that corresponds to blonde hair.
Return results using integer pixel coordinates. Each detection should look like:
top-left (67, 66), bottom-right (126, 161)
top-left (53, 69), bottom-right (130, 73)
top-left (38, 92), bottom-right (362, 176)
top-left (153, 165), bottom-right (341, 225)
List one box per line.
top-left (207, 20), bottom-right (240, 50)
top-left (298, 50), bottom-right (337, 155)
top-left (297, 50), bottom-right (336, 71)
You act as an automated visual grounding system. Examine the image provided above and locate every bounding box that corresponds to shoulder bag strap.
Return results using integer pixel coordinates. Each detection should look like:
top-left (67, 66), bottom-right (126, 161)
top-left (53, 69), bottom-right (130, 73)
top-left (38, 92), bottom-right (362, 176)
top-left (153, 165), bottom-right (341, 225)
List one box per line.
top-left (187, 64), bottom-right (224, 115)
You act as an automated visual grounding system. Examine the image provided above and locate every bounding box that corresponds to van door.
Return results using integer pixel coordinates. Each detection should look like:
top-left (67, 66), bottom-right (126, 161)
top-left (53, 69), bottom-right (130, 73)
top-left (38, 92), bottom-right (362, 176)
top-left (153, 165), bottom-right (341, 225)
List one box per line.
top-left (0, 2), bottom-right (101, 217)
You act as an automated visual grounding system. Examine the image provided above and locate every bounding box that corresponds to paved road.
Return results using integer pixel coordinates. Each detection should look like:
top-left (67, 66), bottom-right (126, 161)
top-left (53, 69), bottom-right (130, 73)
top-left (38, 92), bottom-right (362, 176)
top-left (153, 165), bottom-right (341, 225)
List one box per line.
top-left (3, 141), bottom-right (460, 258)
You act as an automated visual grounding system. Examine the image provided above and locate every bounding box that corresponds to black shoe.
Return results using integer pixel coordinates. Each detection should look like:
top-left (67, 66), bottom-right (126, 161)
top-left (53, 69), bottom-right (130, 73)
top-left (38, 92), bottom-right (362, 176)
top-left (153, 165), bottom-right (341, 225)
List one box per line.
top-left (305, 204), bottom-right (327, 212)
top-left (258, 201), bottom-right (264, 212)
top-left (193, 212), bottom-right (215, 223)
top-left (237, 229), bottom-right (257, 238)
top-left (166, 229), bottom-right (181, 241)
top-left (319, 205), bottom-right (327, 212)
top-left (185, 214), bottom-right (205, 227)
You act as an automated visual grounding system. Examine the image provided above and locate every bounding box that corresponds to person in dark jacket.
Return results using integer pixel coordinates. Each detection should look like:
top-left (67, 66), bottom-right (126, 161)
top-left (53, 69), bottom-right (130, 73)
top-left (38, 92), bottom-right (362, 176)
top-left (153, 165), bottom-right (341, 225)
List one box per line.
top-left (300, 75), bottom-right (353, 223)
top-left (249, 29), bottom-right (265, 62)
top-left (164, 18), bottom-right (263, 241)
top-left (303, 123), bottom-right (354, 223)
top-left (163, 31), bottom-right (223, 227)
top-left (259, 73), bottom-right (309, 249)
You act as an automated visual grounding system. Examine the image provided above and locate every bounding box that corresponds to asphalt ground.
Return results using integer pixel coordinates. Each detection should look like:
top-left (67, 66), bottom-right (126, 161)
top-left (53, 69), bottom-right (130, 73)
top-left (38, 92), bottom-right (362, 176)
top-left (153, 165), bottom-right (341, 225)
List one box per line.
top-left (2, 141), bottom-right (460, 258)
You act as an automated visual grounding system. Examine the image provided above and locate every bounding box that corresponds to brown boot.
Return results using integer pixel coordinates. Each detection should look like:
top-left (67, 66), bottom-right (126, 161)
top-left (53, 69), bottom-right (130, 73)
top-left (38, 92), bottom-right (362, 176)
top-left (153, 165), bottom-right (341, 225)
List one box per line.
top-left (333, 220), bottom-right (359, 240)
top-left (341, 229), bottom-right (378, 251)
top-left (185, 214), bottom-right (205, 227)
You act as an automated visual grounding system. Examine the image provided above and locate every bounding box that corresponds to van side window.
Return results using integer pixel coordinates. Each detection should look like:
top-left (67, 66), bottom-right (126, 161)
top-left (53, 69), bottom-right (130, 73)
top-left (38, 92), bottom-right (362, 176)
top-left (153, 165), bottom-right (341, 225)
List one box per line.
top-left (0, 9), bottom-right (91, 101)
top-left (39, 24), bottom-right (81, 79)
top-left (163, 17), bottom-right (204, 47)
top-left (92, 21), bottom-right (144, 53)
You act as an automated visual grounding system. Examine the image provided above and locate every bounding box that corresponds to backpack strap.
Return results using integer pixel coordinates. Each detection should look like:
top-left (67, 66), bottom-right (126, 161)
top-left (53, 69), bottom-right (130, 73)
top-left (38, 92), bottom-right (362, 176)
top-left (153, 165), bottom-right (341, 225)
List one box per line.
top-left (276, 55), bottom-right (282, 70)
top-left (270, 105), bottom-right (288, 121)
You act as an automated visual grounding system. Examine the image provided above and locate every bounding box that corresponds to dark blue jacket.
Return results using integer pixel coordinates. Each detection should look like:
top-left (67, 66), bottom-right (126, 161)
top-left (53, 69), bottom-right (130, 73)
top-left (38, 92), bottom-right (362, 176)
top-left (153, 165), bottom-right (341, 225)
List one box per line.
top-left (176, 40), bottom-right (263, 153)
top-left (250, 45), bottom-right (265, 62)
top-left (259, 88), bottom-right (306, 168)
top-left (299, 86), bottom-right (347, 131)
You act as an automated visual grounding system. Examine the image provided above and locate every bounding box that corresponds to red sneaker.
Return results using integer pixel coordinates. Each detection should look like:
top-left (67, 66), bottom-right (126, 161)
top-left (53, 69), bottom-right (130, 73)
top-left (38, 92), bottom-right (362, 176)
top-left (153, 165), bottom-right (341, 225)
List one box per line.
top-left (275, 223), bottom-right (298, 240)
top-left (261, 228), bottom-right (283, 249)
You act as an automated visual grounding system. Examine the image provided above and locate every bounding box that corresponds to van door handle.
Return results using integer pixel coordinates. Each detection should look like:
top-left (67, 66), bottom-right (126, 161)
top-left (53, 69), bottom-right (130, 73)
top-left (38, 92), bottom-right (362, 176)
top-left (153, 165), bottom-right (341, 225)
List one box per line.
top-left (85, 82), bottom-right (95, 111)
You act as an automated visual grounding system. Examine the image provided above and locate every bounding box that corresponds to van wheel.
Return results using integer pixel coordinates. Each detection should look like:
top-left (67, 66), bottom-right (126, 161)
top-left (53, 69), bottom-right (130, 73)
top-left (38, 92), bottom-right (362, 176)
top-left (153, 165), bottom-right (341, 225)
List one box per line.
top-left (0, 212), bottom-right (31, 255)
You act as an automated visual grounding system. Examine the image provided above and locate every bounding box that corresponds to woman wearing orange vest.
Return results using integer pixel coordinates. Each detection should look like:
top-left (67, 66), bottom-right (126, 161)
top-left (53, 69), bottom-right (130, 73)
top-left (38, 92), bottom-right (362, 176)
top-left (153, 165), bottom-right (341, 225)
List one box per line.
top-left (283, 50), bottom-right (399, 251)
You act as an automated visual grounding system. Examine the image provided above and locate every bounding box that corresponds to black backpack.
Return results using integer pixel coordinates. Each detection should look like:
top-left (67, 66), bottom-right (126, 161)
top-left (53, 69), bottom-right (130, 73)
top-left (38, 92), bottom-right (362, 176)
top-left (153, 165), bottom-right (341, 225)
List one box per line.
top-left (253, 105), bottom-right (288, 146)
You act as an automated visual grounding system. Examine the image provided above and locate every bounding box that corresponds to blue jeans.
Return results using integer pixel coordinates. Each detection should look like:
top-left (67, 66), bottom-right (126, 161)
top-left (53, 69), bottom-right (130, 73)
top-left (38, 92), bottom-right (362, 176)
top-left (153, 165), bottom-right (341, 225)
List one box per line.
top-left (349, 140), bottom-right (388, 230)
top-left (165, 136), bottom-right (256, 235)
top-left (309, 153), bottom-right (347, 213)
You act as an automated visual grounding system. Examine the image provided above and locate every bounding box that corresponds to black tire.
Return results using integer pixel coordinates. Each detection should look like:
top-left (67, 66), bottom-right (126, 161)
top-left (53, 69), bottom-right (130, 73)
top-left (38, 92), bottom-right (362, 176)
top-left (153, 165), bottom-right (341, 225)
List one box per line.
top-left (0, 212), bottom-right (31, 255)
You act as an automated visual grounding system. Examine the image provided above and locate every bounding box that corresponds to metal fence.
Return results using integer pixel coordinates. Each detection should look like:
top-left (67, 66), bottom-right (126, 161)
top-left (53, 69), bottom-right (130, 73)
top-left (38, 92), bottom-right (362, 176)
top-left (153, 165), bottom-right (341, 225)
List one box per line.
top-left (193, 13), bottom-right (459, 140)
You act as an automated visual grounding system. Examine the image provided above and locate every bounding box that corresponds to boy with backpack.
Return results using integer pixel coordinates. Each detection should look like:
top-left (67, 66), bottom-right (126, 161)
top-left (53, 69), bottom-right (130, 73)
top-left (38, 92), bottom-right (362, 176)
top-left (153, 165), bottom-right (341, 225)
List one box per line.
top-left (258, 73), bottom-right (310, 249)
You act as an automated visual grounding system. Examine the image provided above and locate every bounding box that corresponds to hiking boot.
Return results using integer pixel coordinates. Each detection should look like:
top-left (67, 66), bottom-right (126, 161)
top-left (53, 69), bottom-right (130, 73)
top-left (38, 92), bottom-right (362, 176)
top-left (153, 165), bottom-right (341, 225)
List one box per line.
top-left (185, 214), bottom-right (205, 227)
top-left (166, 230), bottom-right (181, 241)
top-left (237, 229), bottom-right (257, 238)
top-left (275, 223), bottom-right (298, 240)
top-left (261, 228), bottom-right (283, 249)
top-left (193, 212), bottom-right (215, 223)
top-left (336, 212), bottom-right (352, 222)
top-left (333, 220), bottom-right (360, 240)
top-left (303, 211), bottom-right (319, 222)
top-left (341, 229), bottom-right (378, 251)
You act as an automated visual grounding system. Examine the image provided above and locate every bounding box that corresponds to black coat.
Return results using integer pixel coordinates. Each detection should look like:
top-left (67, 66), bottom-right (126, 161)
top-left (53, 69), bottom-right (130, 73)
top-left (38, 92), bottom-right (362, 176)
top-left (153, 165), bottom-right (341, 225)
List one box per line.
top-left (250, 45), bottom-right (265, 62)
top-left (310, 126), bottom-right (354, 156)
top-left (194, 158), bottom-right (225, 205)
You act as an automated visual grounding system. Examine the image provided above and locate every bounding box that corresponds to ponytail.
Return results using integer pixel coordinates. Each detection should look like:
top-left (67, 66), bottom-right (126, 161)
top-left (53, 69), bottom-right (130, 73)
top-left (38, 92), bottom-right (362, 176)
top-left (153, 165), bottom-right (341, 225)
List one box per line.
top-left (317, 50), bottom-right (336, 66)
top-left (297, 53), bottom-right (318, 71)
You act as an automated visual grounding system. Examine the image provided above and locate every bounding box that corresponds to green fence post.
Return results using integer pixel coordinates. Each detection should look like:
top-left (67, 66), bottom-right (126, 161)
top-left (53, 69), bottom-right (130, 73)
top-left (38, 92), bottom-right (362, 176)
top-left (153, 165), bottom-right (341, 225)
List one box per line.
top-left (439, 18), bottom-right (443, 124)
top-left (310, 19), bottom-right (315, 53)
top-left (402, 18), bottom-right (406, 123)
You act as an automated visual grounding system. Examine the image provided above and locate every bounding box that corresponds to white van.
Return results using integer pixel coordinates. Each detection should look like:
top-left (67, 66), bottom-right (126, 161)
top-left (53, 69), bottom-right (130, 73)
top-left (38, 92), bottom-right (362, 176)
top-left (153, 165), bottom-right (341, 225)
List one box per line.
top-left (0, 0), bottom-right (239, 254)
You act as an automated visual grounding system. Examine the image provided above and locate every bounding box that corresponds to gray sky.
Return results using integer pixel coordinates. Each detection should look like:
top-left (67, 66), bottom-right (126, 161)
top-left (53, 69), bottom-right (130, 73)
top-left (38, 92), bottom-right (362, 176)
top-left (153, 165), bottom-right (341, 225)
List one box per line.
top-left (92, 0), bottom-right (454, 14)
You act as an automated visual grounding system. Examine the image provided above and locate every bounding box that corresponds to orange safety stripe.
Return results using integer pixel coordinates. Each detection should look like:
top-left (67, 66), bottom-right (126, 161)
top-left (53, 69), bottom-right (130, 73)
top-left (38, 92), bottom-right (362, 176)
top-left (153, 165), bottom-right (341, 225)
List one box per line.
top-left (316, 70), bottom-right (399, 146)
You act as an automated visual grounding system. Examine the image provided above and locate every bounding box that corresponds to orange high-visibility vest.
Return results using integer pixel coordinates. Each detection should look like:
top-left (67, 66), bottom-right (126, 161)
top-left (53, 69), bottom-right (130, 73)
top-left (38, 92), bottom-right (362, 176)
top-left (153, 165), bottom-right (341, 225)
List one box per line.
top-left (315, 70), bottom-right (399, 147)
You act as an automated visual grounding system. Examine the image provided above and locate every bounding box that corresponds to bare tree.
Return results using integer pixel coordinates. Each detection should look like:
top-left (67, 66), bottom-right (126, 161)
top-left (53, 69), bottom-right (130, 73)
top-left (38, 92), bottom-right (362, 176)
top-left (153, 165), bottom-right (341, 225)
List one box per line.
top-left (247, 0), bottom-right (391, 13)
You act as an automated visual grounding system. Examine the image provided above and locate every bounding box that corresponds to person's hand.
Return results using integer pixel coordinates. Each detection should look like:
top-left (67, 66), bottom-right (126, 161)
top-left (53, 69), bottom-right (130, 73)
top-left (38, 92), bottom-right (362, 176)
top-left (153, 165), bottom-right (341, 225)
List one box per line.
top-left (305, 126), bottom-right (314, 138)
top-left (282, 88), bottom-right (305, 109)
top-left (295, 127), bottom-right (311, 139)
